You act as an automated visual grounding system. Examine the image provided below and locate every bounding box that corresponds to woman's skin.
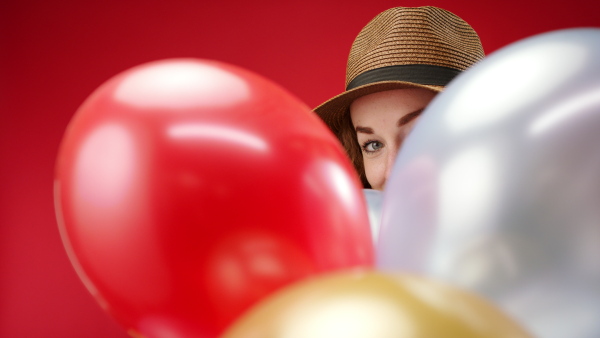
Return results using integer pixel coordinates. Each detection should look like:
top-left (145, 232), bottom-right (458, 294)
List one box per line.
top-left (350, 88), bottom-right (436, 190)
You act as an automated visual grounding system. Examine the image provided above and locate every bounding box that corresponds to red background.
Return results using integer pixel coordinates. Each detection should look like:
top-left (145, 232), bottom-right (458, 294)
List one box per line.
top-left (1, 0), bottom-right (598, 337)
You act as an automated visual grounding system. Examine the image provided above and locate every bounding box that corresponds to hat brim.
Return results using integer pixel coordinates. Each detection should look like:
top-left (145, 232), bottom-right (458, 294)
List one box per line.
top-left (314, 81), bottom-right (443, 135)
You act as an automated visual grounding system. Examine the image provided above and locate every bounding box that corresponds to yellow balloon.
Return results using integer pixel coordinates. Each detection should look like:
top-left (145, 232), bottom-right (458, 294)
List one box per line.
top-left (222, 270), bottom-right (531, 338)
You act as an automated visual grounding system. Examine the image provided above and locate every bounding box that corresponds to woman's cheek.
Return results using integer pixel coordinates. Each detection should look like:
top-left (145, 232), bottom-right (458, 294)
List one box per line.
top-left (364, 157), bottom-right (386, 190)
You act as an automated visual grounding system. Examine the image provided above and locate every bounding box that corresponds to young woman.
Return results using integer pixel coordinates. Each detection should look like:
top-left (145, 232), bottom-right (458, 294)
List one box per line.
top-left (315, 6), bottom-right (484, 190)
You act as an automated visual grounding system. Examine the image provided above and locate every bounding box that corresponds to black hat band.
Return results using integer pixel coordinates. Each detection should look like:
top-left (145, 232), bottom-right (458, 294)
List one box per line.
top-left (346, 64), bottom-right (461, 90)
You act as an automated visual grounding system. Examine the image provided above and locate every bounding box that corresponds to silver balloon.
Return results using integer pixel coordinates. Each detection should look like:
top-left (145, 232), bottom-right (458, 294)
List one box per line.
top-left (377, 29), bottom-right (600, 338)
top-left (363, 189), bottom-right (383, 244)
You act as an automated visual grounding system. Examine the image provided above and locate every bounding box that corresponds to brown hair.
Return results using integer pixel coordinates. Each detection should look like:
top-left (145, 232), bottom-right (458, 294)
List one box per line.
top-left (338, 110), bottom-right (371, 189)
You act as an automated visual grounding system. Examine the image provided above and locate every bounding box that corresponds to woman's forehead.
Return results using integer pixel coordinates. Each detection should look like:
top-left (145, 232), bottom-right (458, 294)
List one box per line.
top-left (350, 89), bottom-right (435, 125)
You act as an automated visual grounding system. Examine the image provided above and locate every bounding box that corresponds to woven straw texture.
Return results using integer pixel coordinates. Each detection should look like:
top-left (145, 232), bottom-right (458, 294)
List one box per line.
top-left (315, 6), bottom-right (484, 135)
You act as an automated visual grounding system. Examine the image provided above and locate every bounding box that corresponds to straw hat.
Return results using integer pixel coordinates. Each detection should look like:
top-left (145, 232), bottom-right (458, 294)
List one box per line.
top-left (314, 6), bottom-right (485, 135)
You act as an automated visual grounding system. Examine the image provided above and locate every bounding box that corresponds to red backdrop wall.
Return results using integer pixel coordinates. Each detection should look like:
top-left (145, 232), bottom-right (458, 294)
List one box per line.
top-left (1, 0), bottom-right (598, 336)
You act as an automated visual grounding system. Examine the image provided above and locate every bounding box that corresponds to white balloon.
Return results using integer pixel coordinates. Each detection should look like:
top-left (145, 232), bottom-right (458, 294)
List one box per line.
top-left (377, 29), bottom-right (600, 338)
top-left (363, 189), bottom-right (383, 245)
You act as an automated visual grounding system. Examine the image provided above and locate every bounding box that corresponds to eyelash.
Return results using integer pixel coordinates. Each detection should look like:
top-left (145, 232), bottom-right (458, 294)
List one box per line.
top-left (361, 139), bottom-right (383, 153)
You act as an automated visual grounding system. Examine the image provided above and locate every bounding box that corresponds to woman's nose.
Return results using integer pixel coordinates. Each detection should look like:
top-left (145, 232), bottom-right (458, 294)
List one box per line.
top-left (383, 144), bottom-right (400, 187)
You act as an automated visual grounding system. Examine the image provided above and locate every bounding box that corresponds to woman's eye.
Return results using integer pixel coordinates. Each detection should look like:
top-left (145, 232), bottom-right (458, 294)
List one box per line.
top-left (362, 140), bottom-right (383, 153)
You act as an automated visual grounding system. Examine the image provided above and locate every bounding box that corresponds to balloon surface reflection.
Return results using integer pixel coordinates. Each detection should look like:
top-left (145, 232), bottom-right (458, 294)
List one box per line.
top-left (377, 29), bottom-right (600, 338)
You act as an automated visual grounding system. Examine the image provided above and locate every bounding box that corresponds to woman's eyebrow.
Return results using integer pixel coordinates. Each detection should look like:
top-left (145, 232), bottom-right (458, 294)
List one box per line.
top-left (398, 108), bottom-right (424, 126)
top-left (355, 126), bottom-right (374, 134)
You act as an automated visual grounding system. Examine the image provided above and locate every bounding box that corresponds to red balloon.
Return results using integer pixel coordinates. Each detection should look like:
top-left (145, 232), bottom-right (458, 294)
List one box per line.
top-left (54, 59), bottom-right (373, 337)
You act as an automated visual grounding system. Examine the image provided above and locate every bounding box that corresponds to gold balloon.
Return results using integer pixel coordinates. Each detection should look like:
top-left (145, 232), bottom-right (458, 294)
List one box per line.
top-left (222, 270), bottom-right (531, 338)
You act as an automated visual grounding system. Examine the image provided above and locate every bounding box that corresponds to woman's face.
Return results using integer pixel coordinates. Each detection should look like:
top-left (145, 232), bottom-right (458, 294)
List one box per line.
top-left (350, 88), bottom-right (436, 190)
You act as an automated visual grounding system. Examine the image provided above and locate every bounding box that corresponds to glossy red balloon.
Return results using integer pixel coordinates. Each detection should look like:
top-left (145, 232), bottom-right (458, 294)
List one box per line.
top-left (54, 59), bottom-right (373, 337)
